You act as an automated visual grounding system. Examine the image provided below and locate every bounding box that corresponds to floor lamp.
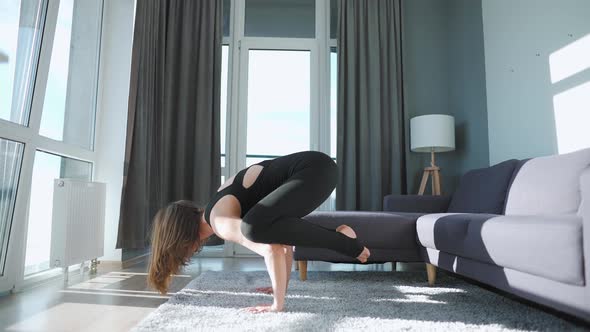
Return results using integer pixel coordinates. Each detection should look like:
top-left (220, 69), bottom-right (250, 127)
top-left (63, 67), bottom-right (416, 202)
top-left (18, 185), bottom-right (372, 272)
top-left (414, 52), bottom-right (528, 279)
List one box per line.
top-left (410, 114), bottom-right (455, 196)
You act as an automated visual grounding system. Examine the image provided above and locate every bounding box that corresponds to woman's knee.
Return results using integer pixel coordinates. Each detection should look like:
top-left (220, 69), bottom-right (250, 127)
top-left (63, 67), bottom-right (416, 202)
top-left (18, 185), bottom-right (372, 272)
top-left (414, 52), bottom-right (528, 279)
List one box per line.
top-left (318, 160), bottom-right (338, 190)
top-left (309, 151), bottom-right (336, 169)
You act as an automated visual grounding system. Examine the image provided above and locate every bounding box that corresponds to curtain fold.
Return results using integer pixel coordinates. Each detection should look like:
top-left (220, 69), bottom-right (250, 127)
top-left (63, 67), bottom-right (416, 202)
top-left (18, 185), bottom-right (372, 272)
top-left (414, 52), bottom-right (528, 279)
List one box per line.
top-left (116, 0), bottom-right (222, 249)
top-left (336, 0), bottom-right (406, 211)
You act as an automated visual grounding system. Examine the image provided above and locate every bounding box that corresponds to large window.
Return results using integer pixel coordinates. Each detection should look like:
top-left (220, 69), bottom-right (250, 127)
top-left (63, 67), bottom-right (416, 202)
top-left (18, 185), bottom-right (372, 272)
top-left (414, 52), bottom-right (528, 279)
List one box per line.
top-left (0, 139), bottom-right (24, 277)
top-left (39, 0), bottom-right (102, 150)
top-left (222, 0), bottom-right (338, 182)
top-left (222, 0), bottom-right (338, 254)
top-left (220, 44), bottom-right (229, 178)
top-left (0, 0), bottom-right (45, 126)
top-left (330, 48), bottom-right (337, 158)
top-left (0, 0), bottom-right (103, 291)
top-left (245, 49), bottom-right (311, 166)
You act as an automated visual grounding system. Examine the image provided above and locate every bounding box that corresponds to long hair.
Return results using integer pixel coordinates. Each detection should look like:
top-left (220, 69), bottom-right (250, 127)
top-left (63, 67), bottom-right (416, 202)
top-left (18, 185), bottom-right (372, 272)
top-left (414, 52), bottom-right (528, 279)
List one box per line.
top-left (147, 200), bottom-right (204, 294)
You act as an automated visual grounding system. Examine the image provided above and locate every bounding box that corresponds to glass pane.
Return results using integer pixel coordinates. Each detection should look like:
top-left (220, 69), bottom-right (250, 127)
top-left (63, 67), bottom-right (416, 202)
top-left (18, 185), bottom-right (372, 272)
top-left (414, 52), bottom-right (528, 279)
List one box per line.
top-left (330, 48), bottom-right (337, 158)
top-left (245, 0), bottom-right (315, 38)
top-left (223, 0), bottom-right (231, 37)
top-left (246, 50), bottom-right (310, 162)
top-left (0, 0), bottom-right (45, 125)
top-left (0, 138), bottom-right (24, 276)
top-left (24, 151), bottom-right (92, 276)
top-left (330, 0), bottom-right (337, 39)
top-left (39, 0), bottom-right (102, 150)
top-left (221, 45), bottom-right (229, 156)
top-left (246, 156), bottom-right (271, 167)
top-left (329, 48), bottom-right (337, 210)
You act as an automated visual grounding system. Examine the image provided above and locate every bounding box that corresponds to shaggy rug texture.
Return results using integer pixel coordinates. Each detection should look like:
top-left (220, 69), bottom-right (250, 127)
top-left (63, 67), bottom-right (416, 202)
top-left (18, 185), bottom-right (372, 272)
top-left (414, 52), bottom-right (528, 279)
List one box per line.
top-left (132, 270), bottom-right (585, 331)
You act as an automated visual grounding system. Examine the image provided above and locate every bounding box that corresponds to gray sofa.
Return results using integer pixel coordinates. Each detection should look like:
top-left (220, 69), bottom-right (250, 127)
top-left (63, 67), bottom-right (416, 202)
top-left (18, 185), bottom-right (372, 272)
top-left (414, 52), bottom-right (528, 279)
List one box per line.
top-left (295, 147), bottom-right (590, 321)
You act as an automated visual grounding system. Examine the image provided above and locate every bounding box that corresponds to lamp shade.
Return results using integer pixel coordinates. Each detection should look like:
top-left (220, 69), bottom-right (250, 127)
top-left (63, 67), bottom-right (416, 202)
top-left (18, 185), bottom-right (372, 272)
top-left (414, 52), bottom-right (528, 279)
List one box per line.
top-left (410, 114), bottom-right (455, 153)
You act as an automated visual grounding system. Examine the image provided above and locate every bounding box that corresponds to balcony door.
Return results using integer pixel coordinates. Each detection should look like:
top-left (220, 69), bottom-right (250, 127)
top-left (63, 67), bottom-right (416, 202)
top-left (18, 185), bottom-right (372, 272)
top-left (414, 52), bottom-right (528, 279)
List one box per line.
top-left (230, 40), bottom-right (317, 255)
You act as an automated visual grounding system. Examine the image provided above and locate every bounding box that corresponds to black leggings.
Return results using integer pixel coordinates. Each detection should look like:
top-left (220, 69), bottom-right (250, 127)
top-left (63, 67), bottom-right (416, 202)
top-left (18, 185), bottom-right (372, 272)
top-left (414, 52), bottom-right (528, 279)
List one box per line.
top-left (240, 153), bottom-right (365, 258)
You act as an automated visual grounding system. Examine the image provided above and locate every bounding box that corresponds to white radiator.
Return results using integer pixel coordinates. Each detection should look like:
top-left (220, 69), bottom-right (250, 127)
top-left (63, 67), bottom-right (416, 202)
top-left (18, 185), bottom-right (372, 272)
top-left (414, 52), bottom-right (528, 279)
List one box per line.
top-left (50, 178), bottom-right (106, 271)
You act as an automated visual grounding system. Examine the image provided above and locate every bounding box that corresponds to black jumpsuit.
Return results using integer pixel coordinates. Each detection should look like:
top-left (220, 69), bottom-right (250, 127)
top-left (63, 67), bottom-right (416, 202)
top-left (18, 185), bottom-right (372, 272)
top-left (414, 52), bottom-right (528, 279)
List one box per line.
top-left (204, 150), bottom-right (365, 258)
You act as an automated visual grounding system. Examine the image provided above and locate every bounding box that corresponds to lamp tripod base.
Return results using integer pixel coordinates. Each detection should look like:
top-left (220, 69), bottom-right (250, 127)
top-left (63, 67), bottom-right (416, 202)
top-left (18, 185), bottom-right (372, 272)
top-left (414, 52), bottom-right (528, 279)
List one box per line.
top-left (418, 150), bottom-right (442, 195)
top-left (418, 166), bottom-right (441, 195)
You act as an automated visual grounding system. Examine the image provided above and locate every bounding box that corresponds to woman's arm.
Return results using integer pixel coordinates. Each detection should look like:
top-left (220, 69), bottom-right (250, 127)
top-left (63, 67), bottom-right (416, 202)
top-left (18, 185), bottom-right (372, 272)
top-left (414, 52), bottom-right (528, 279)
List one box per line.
top-left (237, 236), bottom-right (288, 312)
top-left (252, 245), bottom-right (292, 295)
top-left (209, 214), bottom-right (289, 312)
top-left (259, 244), bottom-right (287, 311)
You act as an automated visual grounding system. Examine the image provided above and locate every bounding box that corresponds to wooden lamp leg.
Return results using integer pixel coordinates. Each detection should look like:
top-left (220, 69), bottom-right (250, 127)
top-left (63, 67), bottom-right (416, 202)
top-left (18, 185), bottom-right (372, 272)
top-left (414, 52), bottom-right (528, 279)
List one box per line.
top-left (433, 169), bottom-right (441, 195)
top-left (418, 150), bottom-right (443, 196)
top-left (298, 261), bottom-right (308, 281)
top-left (418, 170), bottom-right (430, 195)
top-left (431, 171), bottom-right (436, 194)
top-left (426, 263), bottom-right (437, 286)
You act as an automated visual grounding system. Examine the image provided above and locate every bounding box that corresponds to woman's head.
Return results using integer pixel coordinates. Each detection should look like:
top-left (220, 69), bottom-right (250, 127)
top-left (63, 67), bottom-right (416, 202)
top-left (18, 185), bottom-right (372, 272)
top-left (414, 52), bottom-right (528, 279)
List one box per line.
top-left (147, 200), bottom-right (204, 294)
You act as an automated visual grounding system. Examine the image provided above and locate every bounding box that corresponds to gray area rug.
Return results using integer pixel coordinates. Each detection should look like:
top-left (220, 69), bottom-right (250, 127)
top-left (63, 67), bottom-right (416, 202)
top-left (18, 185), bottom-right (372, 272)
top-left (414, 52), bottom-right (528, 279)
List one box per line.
top-left (132, 270), bottom-right (585, 331)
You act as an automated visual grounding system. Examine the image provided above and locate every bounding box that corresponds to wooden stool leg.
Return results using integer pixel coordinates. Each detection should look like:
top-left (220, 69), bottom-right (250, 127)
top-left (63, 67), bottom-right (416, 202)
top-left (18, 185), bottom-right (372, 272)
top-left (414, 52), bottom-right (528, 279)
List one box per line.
top-left (298, 261), bottom-right (308, 281)
top-left (426, 263), bottom-right (437, 286)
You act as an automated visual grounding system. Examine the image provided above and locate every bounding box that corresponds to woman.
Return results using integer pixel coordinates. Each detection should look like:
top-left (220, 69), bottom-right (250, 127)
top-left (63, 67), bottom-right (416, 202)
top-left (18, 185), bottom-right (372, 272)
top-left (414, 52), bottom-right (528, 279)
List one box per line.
top-left (147, 150), bottom-right (370, 313)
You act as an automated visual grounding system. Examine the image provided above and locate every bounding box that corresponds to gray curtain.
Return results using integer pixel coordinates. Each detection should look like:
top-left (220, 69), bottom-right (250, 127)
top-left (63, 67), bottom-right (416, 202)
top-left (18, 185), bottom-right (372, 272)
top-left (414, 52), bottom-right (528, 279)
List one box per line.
top-left (336, 0), bottom-right (406, 211)
top-left (116, 0), bottom-right (222, 249)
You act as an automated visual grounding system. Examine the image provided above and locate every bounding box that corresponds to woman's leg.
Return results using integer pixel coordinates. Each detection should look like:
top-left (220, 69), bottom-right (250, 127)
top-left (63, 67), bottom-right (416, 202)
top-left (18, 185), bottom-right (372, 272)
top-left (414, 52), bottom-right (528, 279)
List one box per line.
top-left (284, 245), bottom-right (293, 288)
top-left (241, 155), bottom-right (365, 258)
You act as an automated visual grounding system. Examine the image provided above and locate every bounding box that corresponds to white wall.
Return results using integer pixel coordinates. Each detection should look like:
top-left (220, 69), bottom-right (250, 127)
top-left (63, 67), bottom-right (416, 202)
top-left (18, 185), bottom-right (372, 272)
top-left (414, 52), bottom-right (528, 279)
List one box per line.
top-left (94, 0), bottom-right (135, 262)
top-left (482, 0), bottom-right (590, 164)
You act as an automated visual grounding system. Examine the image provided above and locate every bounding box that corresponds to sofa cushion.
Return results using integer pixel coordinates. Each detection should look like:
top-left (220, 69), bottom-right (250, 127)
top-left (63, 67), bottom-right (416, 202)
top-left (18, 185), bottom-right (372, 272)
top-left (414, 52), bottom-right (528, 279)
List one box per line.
top-left (383, 194), bottom-right (451, 213)
top-left (447, 159), bottom-right (519, 214)
top-left (502, 158), bottom-right (530, 213)
top-left (505, 147), bottom-right (590, 215)
top-left (416, 213), bottom-right (584, 285)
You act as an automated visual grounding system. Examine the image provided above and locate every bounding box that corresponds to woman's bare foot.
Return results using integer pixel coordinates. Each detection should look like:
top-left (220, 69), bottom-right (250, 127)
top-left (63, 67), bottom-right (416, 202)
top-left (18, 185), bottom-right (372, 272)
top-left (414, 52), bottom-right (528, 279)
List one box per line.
top-left (242, 303), bottom-right (283, 313)
top-left (253, 286), bottom-right (273, 294)
top-left (356, 247), bottom-right (371, 263)
top-left (336, 224), bottom-right (371, 263)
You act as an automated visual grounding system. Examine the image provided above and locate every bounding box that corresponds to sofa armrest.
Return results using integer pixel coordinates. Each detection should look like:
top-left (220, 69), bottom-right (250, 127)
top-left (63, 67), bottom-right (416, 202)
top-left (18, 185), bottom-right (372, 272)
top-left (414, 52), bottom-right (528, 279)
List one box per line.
top-left (383, 195), bottom-right (451, 213)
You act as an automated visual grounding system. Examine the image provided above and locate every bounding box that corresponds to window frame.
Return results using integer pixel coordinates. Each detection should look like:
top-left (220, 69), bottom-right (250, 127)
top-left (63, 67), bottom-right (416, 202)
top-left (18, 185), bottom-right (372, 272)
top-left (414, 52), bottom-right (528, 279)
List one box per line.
top-left (0, 0), bottom-right (104, 293)
top-left (220, 0), bottom-right (336, 256)
top-left (224, 0), bottom-right (334, 174)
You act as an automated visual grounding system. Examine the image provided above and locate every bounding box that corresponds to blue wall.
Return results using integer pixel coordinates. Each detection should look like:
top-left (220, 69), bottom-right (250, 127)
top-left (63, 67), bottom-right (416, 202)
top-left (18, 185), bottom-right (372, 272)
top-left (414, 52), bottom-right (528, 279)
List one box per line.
top-left (482, 0), bottom-right (590, 163)
top-left (403, 0), bottom-right (489, 194)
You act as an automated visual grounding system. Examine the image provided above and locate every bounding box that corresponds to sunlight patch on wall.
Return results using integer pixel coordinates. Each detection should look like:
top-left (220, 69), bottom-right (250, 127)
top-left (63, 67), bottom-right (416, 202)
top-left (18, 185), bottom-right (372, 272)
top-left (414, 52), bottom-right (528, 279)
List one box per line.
top-left (553, 81), bottom-right (590, 153)
top-left (549, 33), bottom-right (590, 83)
